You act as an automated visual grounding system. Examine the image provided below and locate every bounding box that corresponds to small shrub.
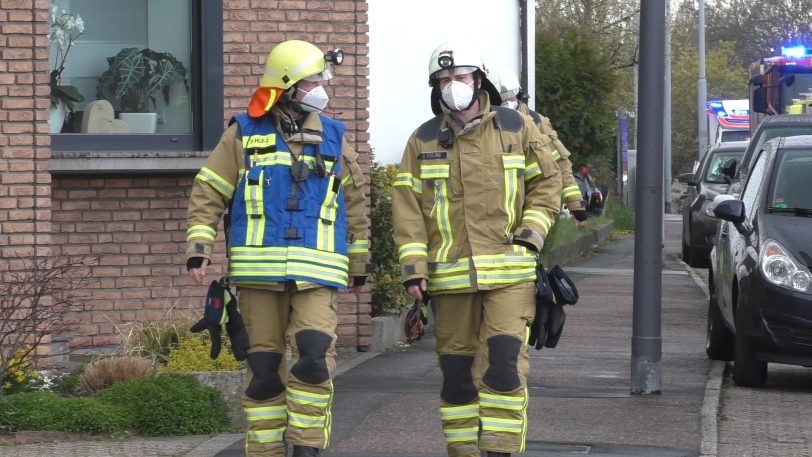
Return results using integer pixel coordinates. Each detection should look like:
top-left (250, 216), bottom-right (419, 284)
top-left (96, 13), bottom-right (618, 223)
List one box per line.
top-left (1, 347), bottom-right (43, 394)
top-left (604, 202), bottom-right (635, 232)
top-left (53, 364), bottom-right (86, 396)
top-left (121, 318), bottom-right (194, 364)
top-left (161, 334), bottom-right (243, 372)
top-left (0, 391), bottom-right (128, 434)
top-left (95, 373), bottom-right (230, 436)
top-left (78, 356), bottom-right (155, 394)
top-left (371, 274), bottom-right (412, 316)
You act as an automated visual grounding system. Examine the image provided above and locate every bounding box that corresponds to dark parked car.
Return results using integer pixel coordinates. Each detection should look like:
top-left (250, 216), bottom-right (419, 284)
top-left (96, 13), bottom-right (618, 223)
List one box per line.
top-left (722, 114), bottom-right (812, 198)
top-left (679, 141), bottom-right (747, 267)
top-left (707, 136), bottom-right (812, 387)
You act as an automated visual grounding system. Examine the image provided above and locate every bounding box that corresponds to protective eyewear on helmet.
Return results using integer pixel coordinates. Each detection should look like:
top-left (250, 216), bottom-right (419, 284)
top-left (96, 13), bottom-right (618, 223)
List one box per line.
top-left (302, 65), bottom-right (334, 82)
top-left (500, 88), bottom-right (519, 100)
top-left (432, 66), bottom-right (477, 80)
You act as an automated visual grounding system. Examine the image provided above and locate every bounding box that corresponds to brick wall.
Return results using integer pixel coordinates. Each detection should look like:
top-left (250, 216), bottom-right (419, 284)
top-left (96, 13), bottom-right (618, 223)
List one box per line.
top-left (3, 0), bottom-right (372, 354)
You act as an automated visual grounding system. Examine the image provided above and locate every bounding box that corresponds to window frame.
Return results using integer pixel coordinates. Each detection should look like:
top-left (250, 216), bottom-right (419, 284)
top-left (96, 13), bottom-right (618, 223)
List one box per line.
top-left (50, 0), bottom-right (223, 153)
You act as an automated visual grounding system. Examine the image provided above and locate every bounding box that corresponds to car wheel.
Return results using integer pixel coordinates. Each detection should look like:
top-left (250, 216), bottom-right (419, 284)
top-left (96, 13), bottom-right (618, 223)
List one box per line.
top-left (733, 317), bottom-right (768, 387)
top-left (706, 275), bottom-right (734, 361)
top-left (682, 239), bottom-right (690, 263)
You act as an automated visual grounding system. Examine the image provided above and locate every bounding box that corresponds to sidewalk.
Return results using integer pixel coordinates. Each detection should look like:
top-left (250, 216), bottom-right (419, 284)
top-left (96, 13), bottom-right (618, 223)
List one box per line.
top-left (1, 215), bottom-right (722, 457)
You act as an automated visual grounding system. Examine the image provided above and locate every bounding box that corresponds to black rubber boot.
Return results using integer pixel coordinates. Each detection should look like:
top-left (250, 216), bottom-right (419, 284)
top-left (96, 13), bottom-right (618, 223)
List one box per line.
top-left (486, 452), bottom-right (511, 457)
top-left (292, 445), bottom-right (320, 457)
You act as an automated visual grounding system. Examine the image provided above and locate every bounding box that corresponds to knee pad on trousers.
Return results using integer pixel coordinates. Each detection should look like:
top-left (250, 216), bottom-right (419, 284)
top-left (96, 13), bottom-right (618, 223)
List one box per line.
top-left (482, 334), bottom-right (522, 392)
top-left (245, 351), bottom-right (284, 401)
top-left (290, 329), bottom-right (332, 385)
top-left (439, 354), bottom-right (477, 405)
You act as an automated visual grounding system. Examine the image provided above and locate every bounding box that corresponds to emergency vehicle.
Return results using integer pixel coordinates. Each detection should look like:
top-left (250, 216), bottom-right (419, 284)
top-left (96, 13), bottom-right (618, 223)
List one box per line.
top-left (706, 99), bottom-right (750, 149)
top-left (749, 45), bottom-right (812, 134)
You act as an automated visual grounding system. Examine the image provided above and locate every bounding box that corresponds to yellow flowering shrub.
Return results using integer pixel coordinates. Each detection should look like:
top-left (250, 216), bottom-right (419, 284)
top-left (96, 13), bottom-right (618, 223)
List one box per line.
top-left (1, 347), bottom-right (42, 394)
top-left (161, 334), bottom-right (243, 372)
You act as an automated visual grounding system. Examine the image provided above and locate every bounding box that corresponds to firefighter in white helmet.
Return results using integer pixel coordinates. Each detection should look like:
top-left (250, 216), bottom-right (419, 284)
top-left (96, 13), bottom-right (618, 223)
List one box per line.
top-left (393, 41), bottom-right (562, 457)
top-left (185, 39), bottom-right (371, 457)
top-left (489, 65), bottom-right (588, 228)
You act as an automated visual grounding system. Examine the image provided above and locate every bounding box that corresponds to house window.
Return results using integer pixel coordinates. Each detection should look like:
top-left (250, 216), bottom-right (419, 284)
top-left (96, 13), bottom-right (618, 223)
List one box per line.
top-left (50, 0), bottom-right (223, 152)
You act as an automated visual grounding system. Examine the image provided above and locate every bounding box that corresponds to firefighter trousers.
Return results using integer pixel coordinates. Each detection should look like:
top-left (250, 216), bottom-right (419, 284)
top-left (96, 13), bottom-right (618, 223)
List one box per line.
top-left (238, 286), bottom-right (338, 457)
top-left (434, 280), bottom-right (535, 457)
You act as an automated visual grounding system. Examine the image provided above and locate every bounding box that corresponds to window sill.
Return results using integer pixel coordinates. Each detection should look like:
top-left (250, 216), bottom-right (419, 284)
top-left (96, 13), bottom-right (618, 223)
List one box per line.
top-left (50, 150), bottom-right (209, 175)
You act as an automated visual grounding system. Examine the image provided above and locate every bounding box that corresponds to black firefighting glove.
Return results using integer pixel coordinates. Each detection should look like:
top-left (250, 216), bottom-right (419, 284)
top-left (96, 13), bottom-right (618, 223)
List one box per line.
top-left (190, 277), bottom-right (249, 361)
top-left (571, 209), bottom-right (588, 222)
top-left (528, 262), bottom-right (554, 350)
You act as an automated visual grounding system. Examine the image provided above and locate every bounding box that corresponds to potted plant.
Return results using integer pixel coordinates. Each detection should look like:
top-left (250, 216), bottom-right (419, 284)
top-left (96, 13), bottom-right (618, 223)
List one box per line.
top-left (48, 6), bottom-right (85, 133)
top-left (95, 47), bottom-right (189, 133)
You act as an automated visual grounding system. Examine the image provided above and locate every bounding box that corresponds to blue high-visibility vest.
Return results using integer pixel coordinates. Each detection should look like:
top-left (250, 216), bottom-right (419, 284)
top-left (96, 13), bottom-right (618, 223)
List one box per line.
top-left (228, 112), bottom-right (349, 288)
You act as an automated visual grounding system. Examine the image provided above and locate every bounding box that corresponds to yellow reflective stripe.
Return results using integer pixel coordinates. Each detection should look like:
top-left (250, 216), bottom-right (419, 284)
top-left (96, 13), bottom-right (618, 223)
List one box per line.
top-left (520, 389), bottom-right (529, 452)
top-left (501, 155), bottom-right (525, 169)
top-left (398, 242), bottom-right (427, 261)
top-left (247, 427), bottom-right (285, 443)
top-left (524, 162), bottom-right (542, 180)
top-left (244, 171), bottom-right (265, 246)
top-left (429, 258), bottom-right (471, 291)
top-left (286, 262), bottom-right (348, 284)
top-left (473, 254), bottom-right (536, 267)
top-left (317, 220), bottom-right (335, 252)
top-left (287, 247), bottom-right (349, 268)
top-left (251, 151), bottom-right (292, 166)
top-left (342, 174), bottom-right (353, 187)
top-left (196, 167), bottom-right (235, 197)
top-left (481, 417), bottom-right (523, 433)
top-left (242, 133), bottom-right (277, 149)
top-left (562, 185), bottom-right (581, 200)
top-left (319, 176), bottom-right (339, 222)
top-left (551, 148), bottom-right (561, 161)
top-left (420, 163), bottom-right (450, 179)
top-left (434, 180), bottom-right (453, 262)
top-left (522, 209), bottom-right (552, 235)
top-left (430, 274), bottom-right (471, 290)
top-left (186, 225), bottom-right (216, 242)
top-left (245, 405), bottom-right (286, 422)
top-left (230, 246), bottom-right (287, 260)
top-left (443, 426), bottom-right (479, 443)
top-left (287, 387), bottom-right (330, 407)
top-left (503, 161), bottom-right (519, 237)
top-left (288, 411), bottom-right (325, 428)
top-left (440, 404), bottom-right (479, 421)
top-left (479, 392), bottom-right (525, 410)
top-left (393, 172), bottom-right (423, 194)
top-left (348, 239), bottom-right (369, 254)
top-left (324, 380), bottom-right (334, 448)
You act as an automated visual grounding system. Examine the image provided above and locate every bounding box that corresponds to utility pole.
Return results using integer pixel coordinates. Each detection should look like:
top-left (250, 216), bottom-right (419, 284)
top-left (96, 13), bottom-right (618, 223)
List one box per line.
top-left (631, 0), bottom-right (664, 395)
top-left (697, 0), bottom-right (708, 160)
top-left (664, 2), bottom-right (672, 213)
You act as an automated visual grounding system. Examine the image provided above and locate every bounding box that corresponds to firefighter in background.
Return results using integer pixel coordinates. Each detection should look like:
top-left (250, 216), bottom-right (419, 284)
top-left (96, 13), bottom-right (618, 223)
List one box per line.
top-left (393, 41), bottom-right (562, 457)
top-left (185, 40), bottom-right (370, 457)
top-left (488, 65), bottom-right (588, 228)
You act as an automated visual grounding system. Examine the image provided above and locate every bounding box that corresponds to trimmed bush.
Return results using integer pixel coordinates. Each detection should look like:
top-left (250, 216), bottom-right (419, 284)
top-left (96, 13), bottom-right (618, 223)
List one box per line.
top-left (0, 391), bottom-right (128, 434)
top-left (94, 373), bottom-right (230, 436)
top-left (78, 356), bottom-right (155, 394)
top-left (161, 334), bottom-right (243, 372)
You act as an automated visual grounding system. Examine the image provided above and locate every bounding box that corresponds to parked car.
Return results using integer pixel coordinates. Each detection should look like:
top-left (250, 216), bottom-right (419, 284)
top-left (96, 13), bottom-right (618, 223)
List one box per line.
top-left (679, 141), bottom-right (747, 267)
top-left (722, 114), bottom-right (812, 198)
top-left (707, 135), bottom-right (812, 387)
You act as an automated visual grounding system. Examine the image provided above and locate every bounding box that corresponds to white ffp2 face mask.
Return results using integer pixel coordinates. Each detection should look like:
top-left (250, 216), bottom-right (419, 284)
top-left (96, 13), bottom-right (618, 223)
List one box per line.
top-left (299, 85), bottom-right (329, 112)
top-left (441, 80), bottom-right (475, 111)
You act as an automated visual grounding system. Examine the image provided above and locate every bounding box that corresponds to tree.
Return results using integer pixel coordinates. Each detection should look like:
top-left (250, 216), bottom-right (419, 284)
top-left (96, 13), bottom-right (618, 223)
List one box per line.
top-left (535, 26), bottom-right (618, 175)
top-left (670, 41), bottom-right (748, 177)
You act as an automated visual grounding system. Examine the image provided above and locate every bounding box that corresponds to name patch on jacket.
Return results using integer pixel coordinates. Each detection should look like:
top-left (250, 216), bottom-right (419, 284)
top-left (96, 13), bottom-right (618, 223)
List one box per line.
top-left (243, 134), bottom-right (276, 149)
top-left (418, 151), bottom-right (448, 161)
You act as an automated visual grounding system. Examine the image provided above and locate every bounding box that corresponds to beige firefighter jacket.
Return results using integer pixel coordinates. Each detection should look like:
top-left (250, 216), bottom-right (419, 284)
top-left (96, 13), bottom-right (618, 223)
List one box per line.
top-left (518, 102), bottom-right (583, 211)
top-left (393, 93), bottom-right (562, 294)
top-left (186, 109), bottom-right (370, 291)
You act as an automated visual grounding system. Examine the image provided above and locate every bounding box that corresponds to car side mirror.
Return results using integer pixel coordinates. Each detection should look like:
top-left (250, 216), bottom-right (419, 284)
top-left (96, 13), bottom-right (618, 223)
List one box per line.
top-left (714, 199), bottom-right (746, 234)
top-left (721, 158), bottom-right (738, 183)
top-left (752, 86), bottom-right (768, 114)
top-left (678, 173), bottom-right (697, 186)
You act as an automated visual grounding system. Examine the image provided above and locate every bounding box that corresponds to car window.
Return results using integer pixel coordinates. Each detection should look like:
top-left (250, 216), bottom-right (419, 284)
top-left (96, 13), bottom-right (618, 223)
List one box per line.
top-left (741, 126), bottom-right (812, 175)
top-left (720, 130), bottom-right (749, 142)
top-left (770, 149), bottom-right (812, 210)
top-left (705, 151), bottom-right (744, 183)
top-left (741, 151), bottom-right (767, 216)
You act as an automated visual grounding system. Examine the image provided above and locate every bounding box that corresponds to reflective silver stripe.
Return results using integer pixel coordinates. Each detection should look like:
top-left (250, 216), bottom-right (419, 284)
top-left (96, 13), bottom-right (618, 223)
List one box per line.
top-left (287, 388), bottom-right (330, 407)
top-left (440, 405), bottom-right (479, 420)
top-left (288, 411), bottom-right (325, 428)
top-left (196, 167), bottom-right (235, 197)
top-left (247, 427), bottom-right (285, 443)
top-left (481, 418), bottom-right (523, 433)
top-left (443, 426), bottom-right (479, 442)
top-left (245, 405), bottom-right (286, 421)
top-left (479, 393), bottom-right (525, 410)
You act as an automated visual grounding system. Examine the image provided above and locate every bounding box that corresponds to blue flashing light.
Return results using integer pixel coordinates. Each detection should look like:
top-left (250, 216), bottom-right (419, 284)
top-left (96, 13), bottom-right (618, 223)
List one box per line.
top-left (781, 46), bottom-right (809, 58)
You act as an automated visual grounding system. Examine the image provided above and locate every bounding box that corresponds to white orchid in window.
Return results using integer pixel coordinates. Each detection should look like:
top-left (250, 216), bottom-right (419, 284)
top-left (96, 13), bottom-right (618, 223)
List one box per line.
top-left (48, 5), bottom-right (85, 111)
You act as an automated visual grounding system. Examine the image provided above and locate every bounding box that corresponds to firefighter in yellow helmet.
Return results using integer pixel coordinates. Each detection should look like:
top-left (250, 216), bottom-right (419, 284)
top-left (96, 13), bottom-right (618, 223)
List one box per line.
top-left (489, 65), bottom-right (588, 228)
top-left (393, 41), bottom-right (562, 457)
top-left (185, 40), bottom-right (371, 457)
